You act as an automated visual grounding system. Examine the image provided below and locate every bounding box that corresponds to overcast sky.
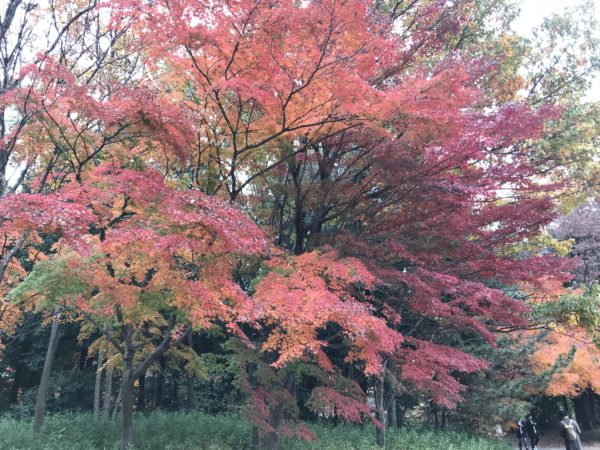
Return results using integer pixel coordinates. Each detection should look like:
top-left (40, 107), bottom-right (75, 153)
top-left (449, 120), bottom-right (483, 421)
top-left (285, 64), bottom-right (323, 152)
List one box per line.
top-left (513, 0), bottom-right (600, 101)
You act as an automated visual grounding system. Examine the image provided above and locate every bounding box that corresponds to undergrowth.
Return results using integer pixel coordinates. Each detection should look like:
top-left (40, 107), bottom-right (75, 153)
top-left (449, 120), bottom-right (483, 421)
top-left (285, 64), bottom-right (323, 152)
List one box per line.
top-left (0, 411), bottom-right (512, 450)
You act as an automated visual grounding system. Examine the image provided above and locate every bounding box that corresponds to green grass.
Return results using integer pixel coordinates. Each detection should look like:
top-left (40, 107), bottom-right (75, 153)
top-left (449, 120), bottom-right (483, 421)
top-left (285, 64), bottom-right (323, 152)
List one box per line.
top-left (0, 411), bottom-right (512, 450)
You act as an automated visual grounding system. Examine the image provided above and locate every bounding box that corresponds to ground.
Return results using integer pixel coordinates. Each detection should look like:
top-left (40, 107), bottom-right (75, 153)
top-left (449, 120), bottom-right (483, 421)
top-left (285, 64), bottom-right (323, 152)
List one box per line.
top-left (511, 427), bottom-right (600, 450)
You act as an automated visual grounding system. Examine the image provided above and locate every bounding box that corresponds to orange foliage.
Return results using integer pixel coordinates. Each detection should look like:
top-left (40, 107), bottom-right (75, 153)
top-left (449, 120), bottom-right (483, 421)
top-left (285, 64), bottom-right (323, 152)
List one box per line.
top-left (531, 328), bottom-right (600, 396)
top-left (526, 277), bottom-right (600, 396)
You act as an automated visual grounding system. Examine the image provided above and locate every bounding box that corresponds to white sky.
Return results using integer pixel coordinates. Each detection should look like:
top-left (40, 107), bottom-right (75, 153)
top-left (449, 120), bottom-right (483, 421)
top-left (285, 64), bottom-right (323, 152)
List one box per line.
top-left (513, 0), bottom-right (600, 102)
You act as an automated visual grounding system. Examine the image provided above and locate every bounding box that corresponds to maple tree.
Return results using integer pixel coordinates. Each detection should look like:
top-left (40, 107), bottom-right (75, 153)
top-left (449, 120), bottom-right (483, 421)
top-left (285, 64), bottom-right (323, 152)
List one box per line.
top-left (0, 0), bottom-right (599, 448)
top-left (7, 163), bottom-right (266, 448)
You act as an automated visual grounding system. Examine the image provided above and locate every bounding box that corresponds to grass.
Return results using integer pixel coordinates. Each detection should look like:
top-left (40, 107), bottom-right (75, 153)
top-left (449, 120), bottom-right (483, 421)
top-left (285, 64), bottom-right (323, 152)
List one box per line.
top-left (0, 411), bottom-right (512, 450)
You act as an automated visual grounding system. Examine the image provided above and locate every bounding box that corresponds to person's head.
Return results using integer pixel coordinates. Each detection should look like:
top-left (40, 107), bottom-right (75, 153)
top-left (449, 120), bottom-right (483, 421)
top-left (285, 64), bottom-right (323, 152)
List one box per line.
top-left (560, 410), bottom-right (569, 419)
top-left (518, 419), bottom-right (524, 426)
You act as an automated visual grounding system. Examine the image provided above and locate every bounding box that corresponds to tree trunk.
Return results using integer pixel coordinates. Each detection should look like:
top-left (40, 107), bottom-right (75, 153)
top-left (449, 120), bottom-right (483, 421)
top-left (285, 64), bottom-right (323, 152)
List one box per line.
top-left (388, 396), bottom-right (398, 431)
top-left (121, 350), bottom-right (135, 449)
top-left (431, 402), bottom-right (440, 429)
top-left (258, 373), bottom-right (295, 450)
top-left (374, 376), bottom-right (386, 446)
top-left (112, 386), bottom-right (122, 419)
top-left (171, 374), bottom-right (179, 410)
top-left (32, 310), bottom-right (60, 434)
top-left (79, 345), bottom-right (89, 370)
top-left (440, 411), bottom-right (448, 430)
top-left (9, 365), bottom-right (21, 404)
top-left (262, 405), bottom-right (284, 450)
top-left (94, 351), bottom-right (105, 415)
top-left (292, 167), bottom-right (305, 256)
top-left (347, 363), bottom-right (355, 380)
top-left (155, 356), bottom-right (166, 408)
top-left (136, 373), bottom-right (146, 412)
top-left (103, 367), bottom-right (113, 418)
top-left (186, 333), bottom-right (195, 410)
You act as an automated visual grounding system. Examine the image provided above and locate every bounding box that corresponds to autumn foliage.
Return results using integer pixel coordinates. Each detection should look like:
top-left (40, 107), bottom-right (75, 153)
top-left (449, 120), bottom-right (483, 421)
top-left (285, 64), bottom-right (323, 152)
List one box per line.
top-left (1, 0), bottom-right (599, 448)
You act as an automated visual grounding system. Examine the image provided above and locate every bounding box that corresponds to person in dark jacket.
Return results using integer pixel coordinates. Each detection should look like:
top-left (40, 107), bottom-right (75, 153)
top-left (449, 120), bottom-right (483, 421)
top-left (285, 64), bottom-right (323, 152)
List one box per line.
top-left (558, 410), bottom-right (583, 450)
top-left (526, 415), bottom-right (540, 450)
top-left (516, 419), bottom-right (530, 450)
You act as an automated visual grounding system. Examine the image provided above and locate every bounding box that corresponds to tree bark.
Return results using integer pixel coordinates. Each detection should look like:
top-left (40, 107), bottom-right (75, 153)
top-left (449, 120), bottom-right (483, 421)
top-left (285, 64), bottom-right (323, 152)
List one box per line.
top-left (121, 350), bottom-right (134, 450)
top-left (262, 404), bottom-right (284, 450)
top-left (186, 333), bottom-right (195, 410)
top-left (374, 376), bottom-right (386, 446)
top-left (103, 367), bottom-right (113, 418)
top-left (170, 373), bottom-right (179, 410)
top-left (32, 310), bottom-right (60, 434)
top-left (440, 411), bottom-right (448, 430)
top-left (79, 345), bottom-right (89, 370)
top-left (155, 356), bottom-right (166, 409)
top-left (136, 372), bottom-right (146, 412)
top-left (9, 365), bottom-right (21, 404)
top-left (258, 372), bottom-right (295, 450)
top-left (94, 351), bottom-right (105, 415)
top-left (388, 396), bottom-right (398, 431)
top-left (431, 402), bottom-right (440, 429)
top-left (112, 386), bottom-right (122, 419)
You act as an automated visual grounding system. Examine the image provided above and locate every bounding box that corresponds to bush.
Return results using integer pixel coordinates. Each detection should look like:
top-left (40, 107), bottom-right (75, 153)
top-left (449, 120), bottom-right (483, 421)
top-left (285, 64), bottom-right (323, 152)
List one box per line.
top-left (7, 370), bottom-right (96, 419)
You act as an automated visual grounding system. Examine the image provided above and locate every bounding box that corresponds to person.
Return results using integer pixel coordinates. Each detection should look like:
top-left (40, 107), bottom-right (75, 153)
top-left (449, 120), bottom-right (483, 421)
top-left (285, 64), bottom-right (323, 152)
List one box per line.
top-left (526, 415), bottom-right (540, 450)
top-left (559, 410), bottom-right (583, 450)
top-left (516, 419), bottom-right (530, 450)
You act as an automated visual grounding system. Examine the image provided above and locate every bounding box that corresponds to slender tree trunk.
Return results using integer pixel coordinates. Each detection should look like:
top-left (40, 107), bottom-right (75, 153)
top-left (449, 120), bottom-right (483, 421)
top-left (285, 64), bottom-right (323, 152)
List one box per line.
top-left (259, 373), bottom-right (295, 450)
top-left (347, 363), bottom-right (355, 380)
top-left (112, 386), bottom-right (122, 419)
top-left (103, 367), bottom-right (113, 418)
top-left (171, 374), bottom-right (179, 410)
top-left (32, 310), bottom-right (60, 434)
top-left (374, 376), bottom-right (386, 447)
top-left (262, 405), bottom-right (284, 450)
top-left (94, 351), bottom-right (105, 415)
top-left (186, 333), bottom-right (195, 410)
top-left (137, 372), bottom-right (146, 412)
top-left (9, 365), bottom-right (21, 404)
top-left (440, 411), bottom-right (448, 429)
top-left (121, 351), bottom-right (135, 450)
top-left (431, 402), bottom-right (440, 429)
top-left (155, 356), bottom-right (166, 408)
top-left (79, 345), bottom-right (88, 370)
top-left (292, 168), bottom-right (305, 256)
top-left (186, 371), bottom-right (195, 410)
top-left (388, 396), bottom-right (398, 431)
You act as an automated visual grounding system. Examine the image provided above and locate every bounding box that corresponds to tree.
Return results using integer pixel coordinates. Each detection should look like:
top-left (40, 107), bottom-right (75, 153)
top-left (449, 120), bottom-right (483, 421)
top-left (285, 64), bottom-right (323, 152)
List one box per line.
top-left (552, 200), bottom-right (600, 284)
top-left (8, 163), bottom-right (265, 448)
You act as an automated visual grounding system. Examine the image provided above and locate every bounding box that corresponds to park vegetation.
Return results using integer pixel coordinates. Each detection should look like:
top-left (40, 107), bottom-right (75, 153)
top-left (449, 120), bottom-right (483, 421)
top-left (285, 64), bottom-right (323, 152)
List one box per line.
top-left (0, 0), bottom-right (600, 449)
